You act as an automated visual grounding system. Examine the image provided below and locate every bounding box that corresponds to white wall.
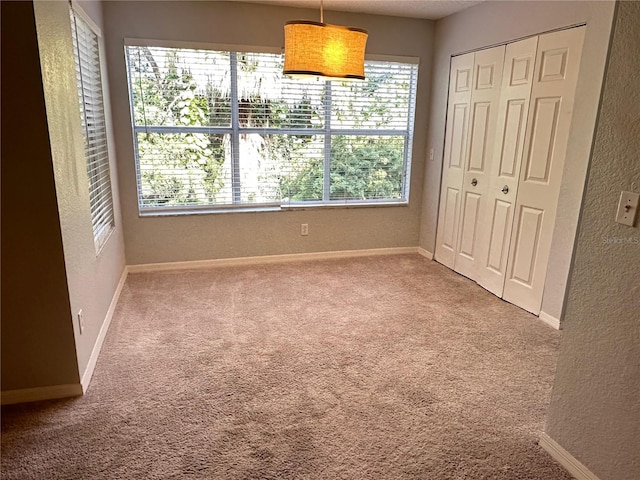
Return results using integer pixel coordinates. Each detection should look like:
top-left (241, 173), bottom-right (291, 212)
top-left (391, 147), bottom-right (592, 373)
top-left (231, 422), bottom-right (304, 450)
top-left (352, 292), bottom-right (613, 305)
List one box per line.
top-left (102, 1), bottom-right (434, 265)
top-left (33, 0), bottom-right (127, 385)
top-left (419, 0), bottom-right (615, 323)
top-left (544, 3), bottom-right (640, 478)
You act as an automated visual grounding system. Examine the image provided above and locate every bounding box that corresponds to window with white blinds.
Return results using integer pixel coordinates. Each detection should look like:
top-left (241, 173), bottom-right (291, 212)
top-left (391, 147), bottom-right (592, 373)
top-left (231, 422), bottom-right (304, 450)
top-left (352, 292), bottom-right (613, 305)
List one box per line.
top-left (125, 44), bottom-right (418, 213)
top-left (71, 8), bottom-right (115, 250)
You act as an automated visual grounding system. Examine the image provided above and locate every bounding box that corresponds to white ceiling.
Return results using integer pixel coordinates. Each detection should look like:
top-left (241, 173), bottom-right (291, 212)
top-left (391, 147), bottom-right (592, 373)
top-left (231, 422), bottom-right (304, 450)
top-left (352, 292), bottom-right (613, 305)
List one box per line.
top-left (229, 0), bottom-right (485, 20)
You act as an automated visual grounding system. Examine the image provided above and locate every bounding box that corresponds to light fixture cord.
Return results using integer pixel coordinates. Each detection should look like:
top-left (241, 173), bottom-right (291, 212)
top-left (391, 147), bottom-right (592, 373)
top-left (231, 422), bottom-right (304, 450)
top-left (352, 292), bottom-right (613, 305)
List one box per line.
top-left (320, 0), bottom-right (324, 23)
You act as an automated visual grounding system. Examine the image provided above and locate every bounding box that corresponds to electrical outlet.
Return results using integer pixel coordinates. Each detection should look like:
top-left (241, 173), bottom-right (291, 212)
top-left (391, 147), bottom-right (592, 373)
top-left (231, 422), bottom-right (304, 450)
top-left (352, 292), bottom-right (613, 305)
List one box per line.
top-left (615, 191), bottom-right (639, 227)
top-left (78, 309), bottom-right (85, 334)
top-left (301, 223), bottom-right (309, 236)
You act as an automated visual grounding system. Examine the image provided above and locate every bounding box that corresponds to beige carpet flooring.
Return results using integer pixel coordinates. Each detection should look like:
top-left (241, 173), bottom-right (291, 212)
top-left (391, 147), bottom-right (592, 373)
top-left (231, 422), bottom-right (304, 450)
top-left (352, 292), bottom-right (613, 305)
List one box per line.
top-left (1, 255), bottom-right (572, 479)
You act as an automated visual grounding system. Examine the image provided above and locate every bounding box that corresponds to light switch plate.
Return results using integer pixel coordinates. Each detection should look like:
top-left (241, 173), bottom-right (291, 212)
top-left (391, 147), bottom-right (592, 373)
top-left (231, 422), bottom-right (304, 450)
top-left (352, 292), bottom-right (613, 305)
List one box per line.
top-left (615, 191), bottom-right (639, 227)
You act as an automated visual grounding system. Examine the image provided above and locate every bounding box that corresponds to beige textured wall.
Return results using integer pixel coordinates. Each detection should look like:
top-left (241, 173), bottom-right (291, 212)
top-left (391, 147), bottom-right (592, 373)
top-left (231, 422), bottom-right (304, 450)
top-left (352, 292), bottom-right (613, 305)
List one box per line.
top-left (0, 1), bottom-right (80, 391)
top-left (545, 3), bottom-right (640, 479)
top-left (32, 0), bottom-right (127, 383)
top-left (419, 1), bottom-right (615, 322)
top-left (102, 1), bottom-right (434, 265)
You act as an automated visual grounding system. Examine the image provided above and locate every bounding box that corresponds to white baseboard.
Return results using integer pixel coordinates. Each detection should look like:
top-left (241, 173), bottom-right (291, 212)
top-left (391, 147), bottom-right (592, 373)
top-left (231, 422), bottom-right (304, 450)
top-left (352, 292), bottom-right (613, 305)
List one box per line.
top-left (539, 432), bottom-right (601, 480)
top-left (1, 269), bottom-right (127, 404)
top-left (417, 247), bottom-right (434, 260)
top-left (80, 267), bottom-right (128, 393)
top-left (539, 311), bottom-right (561, 330)
top-left (1, 384), bottom-right (83, 405)
top-left (127, 247), bottom-right (419, 273)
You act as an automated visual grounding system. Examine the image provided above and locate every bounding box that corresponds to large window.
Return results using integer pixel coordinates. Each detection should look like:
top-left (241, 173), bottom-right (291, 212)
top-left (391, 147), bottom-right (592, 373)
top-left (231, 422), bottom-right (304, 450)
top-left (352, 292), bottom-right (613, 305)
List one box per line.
top-left (71, 8), bottom-right (115, 250)
top-left (125, 44), bottom-right (418, 214)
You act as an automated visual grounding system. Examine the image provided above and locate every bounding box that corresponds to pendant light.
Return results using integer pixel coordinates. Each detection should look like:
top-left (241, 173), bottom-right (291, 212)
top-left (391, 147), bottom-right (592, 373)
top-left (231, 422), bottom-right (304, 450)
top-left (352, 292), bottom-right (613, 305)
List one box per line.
top-left (283, 0), bottom-right (368, 80)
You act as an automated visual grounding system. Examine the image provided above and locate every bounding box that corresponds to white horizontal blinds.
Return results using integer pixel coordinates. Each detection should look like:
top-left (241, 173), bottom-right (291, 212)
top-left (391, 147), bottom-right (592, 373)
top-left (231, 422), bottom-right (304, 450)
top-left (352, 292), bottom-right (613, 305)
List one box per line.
top-left (71, 9), bottom-right (115, 249)
top-left (330, 61), bottom-right (418, 201)
top-left (129, 47), bottom-right (232, 128)
top-left (127, 46), bottom-right (234, 207)
top-left (236, 53), bottom-right (324, 129)
top-left (331, 61), bottom-right (416, 130)
top-left (329, 134), bottom-right (407, 201)
top-left (236, 52), bottom-right (325, 203)
top-left (125, 45), bottom-right (418, 211)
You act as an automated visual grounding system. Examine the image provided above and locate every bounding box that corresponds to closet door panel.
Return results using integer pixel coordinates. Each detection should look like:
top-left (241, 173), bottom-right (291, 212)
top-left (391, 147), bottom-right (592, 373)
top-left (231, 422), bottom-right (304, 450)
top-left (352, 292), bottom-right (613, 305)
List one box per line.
top-left (499, 99), bottom-right (527, 177)
top-left (454, 45), bottom-right (505, 281)
top-left (503, 27), bottom-right (585, 314)
top-left (458, 191), bottom-right (482, 259)
top-left (510, 206), bottom-right (544, 285)
top-left (449, 104), bottom-right (469, 168)
top-left (486, 199), bottom-right (512, 273)
top-left (468, 102), bottom-right (491, 172)
top-left (435, 53), bottom-right (474, 267)
top-left (476, 36), bottom-right (538, 297)
top-left (524, 97), bottom-right (561, 182)
top-left (441, 188), bottom-right (461, 251)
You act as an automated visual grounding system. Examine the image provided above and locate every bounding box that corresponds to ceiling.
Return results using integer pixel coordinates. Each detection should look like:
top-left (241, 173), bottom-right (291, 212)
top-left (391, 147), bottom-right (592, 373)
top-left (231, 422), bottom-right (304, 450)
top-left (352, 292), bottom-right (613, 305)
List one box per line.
top-left (229, 0), bottom-right (485, 20)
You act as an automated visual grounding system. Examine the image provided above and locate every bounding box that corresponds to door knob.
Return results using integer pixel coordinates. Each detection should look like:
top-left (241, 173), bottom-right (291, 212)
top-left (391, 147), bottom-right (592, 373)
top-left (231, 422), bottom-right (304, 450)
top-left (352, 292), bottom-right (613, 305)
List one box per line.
top-left (471, 178), bottom-right (478, 187)
top-left (501, 185), bottom-right (509, 194)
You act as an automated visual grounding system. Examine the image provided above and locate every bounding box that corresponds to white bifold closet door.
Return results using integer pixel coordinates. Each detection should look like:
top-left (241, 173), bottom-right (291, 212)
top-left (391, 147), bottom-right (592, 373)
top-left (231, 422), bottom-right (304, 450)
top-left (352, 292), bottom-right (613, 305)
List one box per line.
top-left (435, 26), bottom-right (585, 316)
top-left (476, 36), bottom-right (539, 297)
top-left (502, 27), bottom-right (585, 314)
top-left (434, 46), bottom-right (505, 272)
top-left (435, 53), bottom-right (474, 268)
top-left (454, 46), bottom-right (505, 280)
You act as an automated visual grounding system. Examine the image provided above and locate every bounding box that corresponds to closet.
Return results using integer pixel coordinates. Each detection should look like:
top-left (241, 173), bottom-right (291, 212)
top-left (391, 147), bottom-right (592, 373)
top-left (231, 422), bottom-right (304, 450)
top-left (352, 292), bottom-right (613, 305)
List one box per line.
top-left (434, 26), bottom-right (585, 316)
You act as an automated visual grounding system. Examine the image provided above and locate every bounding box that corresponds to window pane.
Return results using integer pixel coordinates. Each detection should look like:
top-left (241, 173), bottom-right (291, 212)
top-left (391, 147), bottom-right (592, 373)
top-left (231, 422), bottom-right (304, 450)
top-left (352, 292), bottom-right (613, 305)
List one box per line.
top-left (127, 46), bottom-right (232, 128)
top-left (239, 134), bottom-right (324, 203)
top-left (126, 44), bottom-right (418, 212)
top-left (331, 61), bottom-right (415, 130)
top-left (137, 132), bottom-right (231, 207)
top-left (236, 52), bottom-right (325, 130)
top-left (330, 135), bottom-right (405, 201)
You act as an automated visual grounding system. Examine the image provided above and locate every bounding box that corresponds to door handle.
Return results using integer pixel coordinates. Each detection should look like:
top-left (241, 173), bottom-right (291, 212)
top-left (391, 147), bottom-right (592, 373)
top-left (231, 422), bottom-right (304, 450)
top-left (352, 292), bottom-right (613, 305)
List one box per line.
top-left (471, 178), bottom-right (478, 187)
top-left (501, 185), bottom-right (509, 194)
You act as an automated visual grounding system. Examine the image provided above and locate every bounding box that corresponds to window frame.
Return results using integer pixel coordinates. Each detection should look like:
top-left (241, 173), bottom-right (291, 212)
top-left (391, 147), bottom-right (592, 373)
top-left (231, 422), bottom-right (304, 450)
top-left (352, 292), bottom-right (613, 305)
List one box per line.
top-left (124, 39), bottom-right (419, 216)
top-left (71, 4), bottom-right (116, 251)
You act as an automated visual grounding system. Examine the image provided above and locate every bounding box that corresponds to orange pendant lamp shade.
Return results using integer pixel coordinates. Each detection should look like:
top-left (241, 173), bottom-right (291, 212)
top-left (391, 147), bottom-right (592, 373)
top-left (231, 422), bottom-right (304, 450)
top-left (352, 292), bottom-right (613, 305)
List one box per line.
top-left (284, 21), bottom-right (368, 80)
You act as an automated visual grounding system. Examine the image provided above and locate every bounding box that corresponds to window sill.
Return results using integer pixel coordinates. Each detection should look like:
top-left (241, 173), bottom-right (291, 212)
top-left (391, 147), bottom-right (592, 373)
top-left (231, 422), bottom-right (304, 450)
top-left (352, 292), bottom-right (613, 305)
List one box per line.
top-left (138, 201), bottom-right (409, 218)
top-left (281, 201), bottom-right (409, 211)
